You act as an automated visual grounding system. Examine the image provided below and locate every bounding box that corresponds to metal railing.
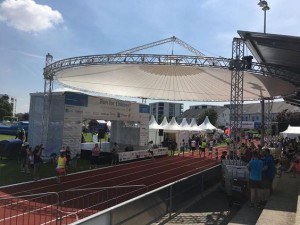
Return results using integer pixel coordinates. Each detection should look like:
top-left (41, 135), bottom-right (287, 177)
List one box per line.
top-left (0, 185), bottom-right (148, 225)
top-left (72, 165), bottom-right (221, 225)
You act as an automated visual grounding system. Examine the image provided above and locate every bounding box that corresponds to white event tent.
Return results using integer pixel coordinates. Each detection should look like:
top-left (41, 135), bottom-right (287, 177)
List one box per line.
top-left (148, 116), bottom-right (219, 145)
top-left (198, 116), bottom-right (218, 132)
top-left (280, 125), bottom-right (300, 139)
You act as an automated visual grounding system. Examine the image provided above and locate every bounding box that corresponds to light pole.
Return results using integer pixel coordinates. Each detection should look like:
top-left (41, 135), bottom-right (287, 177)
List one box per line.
top-left (257, 1), bottom-right (270, 146)
top-left (258, 0), bottom-right (270, 33)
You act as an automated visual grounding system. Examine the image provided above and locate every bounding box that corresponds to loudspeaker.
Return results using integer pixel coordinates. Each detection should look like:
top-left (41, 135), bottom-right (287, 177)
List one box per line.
top-left (159, 129), bottom-right (163, 136)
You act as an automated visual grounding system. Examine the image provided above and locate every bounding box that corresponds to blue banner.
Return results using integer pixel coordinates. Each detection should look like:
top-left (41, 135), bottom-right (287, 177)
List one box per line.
top-left (65, 92), bottom-right (88, 107)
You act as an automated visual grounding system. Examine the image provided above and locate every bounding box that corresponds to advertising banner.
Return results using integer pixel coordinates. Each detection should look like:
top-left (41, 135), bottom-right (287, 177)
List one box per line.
top-left (118, 147), bottom-right (168, 162)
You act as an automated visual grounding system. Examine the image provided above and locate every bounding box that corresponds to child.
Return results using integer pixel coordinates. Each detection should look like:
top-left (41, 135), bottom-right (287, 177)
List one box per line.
top-left (56, 150), bottom-right (67, 183)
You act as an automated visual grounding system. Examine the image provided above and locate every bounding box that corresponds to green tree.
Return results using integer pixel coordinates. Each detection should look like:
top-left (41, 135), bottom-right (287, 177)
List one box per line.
top-left (197, 108), bottom-right (218, 126)
top-left (276, 109), bottom-right (300, 132)
top-left (0, 98), bottom-right (13, 120)
top-left (16, 113), bottom-right (29, 121)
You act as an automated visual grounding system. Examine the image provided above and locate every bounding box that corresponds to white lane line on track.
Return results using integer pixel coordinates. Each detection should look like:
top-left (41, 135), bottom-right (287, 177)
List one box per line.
top-left (1, 155), bottom-right (211, 196)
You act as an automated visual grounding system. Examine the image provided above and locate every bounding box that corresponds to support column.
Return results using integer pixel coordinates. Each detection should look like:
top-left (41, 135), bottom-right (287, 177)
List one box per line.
top-left (229, 38), bottom-right (245, 158)
top-left (42, 53), bottom-right (53, 155)
top-left (261, 99), bottom-right (265, 147)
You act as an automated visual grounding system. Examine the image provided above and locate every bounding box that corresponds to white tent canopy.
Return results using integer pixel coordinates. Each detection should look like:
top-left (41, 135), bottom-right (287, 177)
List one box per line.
top-left (56, 64), bottom-right (297, 102)
top-left (149, 115), bottom-right (162, 130)
top-left (280, 125), bottom-right (300, 139)
top-left (180, 118), bottom-right (191, 131)
top-left (164, 117), bottom-right (182, 132)
top-left (189, 118), bottom-right (201, 132)
top-left (148, 116), bottom-right (220, 133)
top-left (160, 116), bottom-right (169, 129)
top-left (198, 116), bottom-right (217, 131)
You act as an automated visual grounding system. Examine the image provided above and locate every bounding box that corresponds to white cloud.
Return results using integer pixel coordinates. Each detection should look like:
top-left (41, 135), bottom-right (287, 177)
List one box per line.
top-left (0, 0), bottom-right (63, 32)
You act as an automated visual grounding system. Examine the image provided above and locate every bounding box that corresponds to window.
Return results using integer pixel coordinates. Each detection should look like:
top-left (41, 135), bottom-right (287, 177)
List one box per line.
top-left (169, 103), bottom-right (175, 117)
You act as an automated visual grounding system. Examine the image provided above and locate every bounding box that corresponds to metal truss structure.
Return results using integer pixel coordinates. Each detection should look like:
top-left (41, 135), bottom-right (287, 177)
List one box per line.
top-left (229, 38), bottom-right (245, 156)
top-left (43, 53), bottom-right (300, 85)
top-left (117, 36), bottom-right (206, 56)
top-left (42, 36), bottom-right (299, 152)
top-left (265, 98), bottom-right (274, 139)
top-left (41, 53), bottom-right (53, 148)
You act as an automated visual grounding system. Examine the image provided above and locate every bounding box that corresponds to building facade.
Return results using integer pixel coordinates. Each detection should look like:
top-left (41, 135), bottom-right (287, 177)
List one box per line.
top-left (0, 94), bottom-right (17, 116)
top-left (149, 102), bottom-right (183, 123)
top-left (177, 105), bottom-right (230, 128)
top-left (177, 101), bottom-right (299, 130)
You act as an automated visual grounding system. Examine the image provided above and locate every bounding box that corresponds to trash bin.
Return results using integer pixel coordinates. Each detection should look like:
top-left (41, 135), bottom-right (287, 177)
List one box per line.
top-left (0, 139), bottom-right (23, 159)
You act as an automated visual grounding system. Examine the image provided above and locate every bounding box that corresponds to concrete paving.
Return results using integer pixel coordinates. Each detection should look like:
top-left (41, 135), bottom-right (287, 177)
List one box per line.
top-left (156, 187), bottom-right (240, 225)
top-left (159, 173), bottom-right (300, 225)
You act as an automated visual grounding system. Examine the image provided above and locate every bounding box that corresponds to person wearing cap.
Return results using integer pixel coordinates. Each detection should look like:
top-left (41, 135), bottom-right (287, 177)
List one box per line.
top-left (56, 150), bottom-right (67, 183)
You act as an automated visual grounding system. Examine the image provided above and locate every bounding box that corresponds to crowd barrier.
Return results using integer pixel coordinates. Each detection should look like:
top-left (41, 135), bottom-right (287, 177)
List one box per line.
top-left (72, 165), bottom-right (221, 225)
top-left (0, 185), bottom-right (148, 225)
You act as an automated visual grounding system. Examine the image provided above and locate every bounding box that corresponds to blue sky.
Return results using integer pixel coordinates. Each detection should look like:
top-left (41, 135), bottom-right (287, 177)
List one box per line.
top-left (1, 0), bottom-right (300, 113)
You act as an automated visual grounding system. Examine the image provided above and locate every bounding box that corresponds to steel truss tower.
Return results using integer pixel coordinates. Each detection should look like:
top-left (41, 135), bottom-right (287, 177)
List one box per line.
top-left (230, 38), bottom-right (245, 157)
top-left (41, 53), bottom-right (53, 151)
top-left (265, 98), bottom-right (274, 140)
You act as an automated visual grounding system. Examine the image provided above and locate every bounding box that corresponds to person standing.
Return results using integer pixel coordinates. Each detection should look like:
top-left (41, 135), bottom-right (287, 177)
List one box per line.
top-left (261, 148), bottom-right (275, 204)
top-left (208, 138), bottom-right (214, 158)
top-left (111, 142), bottom-right (119, 165)
top-left (65, 146), bottom-right (71, 170)
top-left (56, 150), bottom-right (67, 183)
top-left (247, 151), bottom-right (264, 208)
top-left (178, 139), bottom-right (185, 156)
top-left (90, 143), bottom-right (101, 169)
top-left (33, 145), bottom-right (42, 181)
top-left (19, 143), bottom-right (29, 173)
top-left (191, 138), bottom-right (196, 156)
top-left (27, 148), bottom-right (34, 177)
top-left (200, 140), bottom-right (207, 158)
top-left (170, 140), bottom-right (177, 156)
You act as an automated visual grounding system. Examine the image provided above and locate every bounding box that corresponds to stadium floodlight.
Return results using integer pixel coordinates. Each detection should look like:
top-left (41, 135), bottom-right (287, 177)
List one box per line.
top-left (258, 0), bottom-right (270, 33)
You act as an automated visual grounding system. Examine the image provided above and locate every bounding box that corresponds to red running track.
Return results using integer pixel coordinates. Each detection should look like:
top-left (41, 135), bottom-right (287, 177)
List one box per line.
top-left (0, 151), bottom-right (223, 225)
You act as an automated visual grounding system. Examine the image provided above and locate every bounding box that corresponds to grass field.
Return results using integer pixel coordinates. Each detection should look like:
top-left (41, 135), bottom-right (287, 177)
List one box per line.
top-left (0, 157), bottom-right (110, 187)
top-left (0, 134), bottom-right (15, 141)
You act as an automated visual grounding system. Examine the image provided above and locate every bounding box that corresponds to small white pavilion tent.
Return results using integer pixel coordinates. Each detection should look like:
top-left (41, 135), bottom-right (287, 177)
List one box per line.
top-left (179, 118), bottom-right (190, 131)
top-left (198, 116), bottom-right (217, 132)
top-left (179, 118), bottom-right (194, 143)
top-left (149, 115), bottom-right (162, 130)
top-left (164, 117), bottom-right (182, 132)
top-left (189, 118), bottom-right (201, 132)
top-left (149, 115), bottom-right (163, 145)
top-left (280, 125), bottom-right (300, 139)
top-left (160, 116), bottom-right (169, 129)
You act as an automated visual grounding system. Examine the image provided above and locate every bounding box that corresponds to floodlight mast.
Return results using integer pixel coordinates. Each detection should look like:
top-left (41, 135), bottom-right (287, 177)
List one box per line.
top-left (117, 36), bottom-right (206, 57)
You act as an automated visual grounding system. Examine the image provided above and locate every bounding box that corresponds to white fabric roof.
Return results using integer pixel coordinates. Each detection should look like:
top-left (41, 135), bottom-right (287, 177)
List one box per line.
top-left (160, 116), bottom-right (169, 128)
top-left (189, 118), bottom-right (201, 131)
top-left (164, 117), bottom-right (182, 131)
top-left (56, 64), bottom-right (297, 101)
top-left (148, 116), bottom-right (222, 132)
top-left (198, 116), bottom-right (217, 131)
top-left (180, 118), bottom-right (191, 131)
top-left (280, 125), bottom-right (300, 138)
top-left (149, 115), bottom-right (162, 130)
